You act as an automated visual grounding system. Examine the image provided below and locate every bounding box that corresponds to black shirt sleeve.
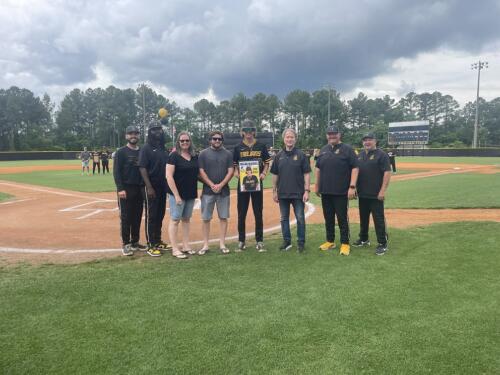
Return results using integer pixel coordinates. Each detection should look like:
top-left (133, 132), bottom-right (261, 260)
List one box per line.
top-left (113, 149), bottom-right (125, 191)
top-left (302, 152), bottom-right (312, 173)
top-left (270, 151), bottom-right (280, 175)
top-left (167, 151), bottom-right (178, 166)
top-left (138, 146), bottom-right (149, 169)
top-left (348, 146), bottom-right (359, 169)
top-left (232, 146), bottom-right (239, 165)
top-left (262, 145), bottom-right (271, 164)
top-left (379, 152), bottom-right (392, 173)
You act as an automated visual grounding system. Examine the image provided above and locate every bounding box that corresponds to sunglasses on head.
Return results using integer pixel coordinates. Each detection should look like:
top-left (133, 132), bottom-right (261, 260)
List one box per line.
top-left (211, 137), bottom-right (223, 141)
top-left (179, 139), bottom-right (190, 143)
top-left (242, 127), bottom-right (256, 132)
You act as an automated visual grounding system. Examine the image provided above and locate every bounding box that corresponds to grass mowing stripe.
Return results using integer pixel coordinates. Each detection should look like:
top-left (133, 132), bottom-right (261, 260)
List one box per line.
top-left (398, 156), bottom-right (500, 165)
top-left (0, 192), bottom-right (13, 202)
top-left (0, 222), bottom-right (499, 374)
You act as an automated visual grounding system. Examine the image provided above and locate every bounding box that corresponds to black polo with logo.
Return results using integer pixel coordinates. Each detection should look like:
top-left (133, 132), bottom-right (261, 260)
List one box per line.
top-left (271, 147), bottom-right (311, 199)
top-left (315, 143), bottom-right (358, 195)
top-left (356, 148), bottom-right (391, 199)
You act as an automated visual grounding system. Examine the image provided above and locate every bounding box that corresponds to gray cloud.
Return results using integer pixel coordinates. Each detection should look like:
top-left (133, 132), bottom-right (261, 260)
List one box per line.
top-left (1, 0), bottom-right (499, 102)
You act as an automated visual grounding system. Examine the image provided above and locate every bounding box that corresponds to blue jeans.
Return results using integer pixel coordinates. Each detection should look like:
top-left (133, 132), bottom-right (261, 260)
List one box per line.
top-left (279, 198), bottom-right (306, 244)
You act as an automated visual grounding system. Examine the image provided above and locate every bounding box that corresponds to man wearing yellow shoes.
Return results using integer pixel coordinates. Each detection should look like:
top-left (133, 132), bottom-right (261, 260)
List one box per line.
top-left (315, 122), bottom-right (359, 255)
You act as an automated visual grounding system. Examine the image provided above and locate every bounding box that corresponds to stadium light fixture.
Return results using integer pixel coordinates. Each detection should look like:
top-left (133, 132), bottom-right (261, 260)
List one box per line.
top-left (471, 61), bottom-right (488, 148)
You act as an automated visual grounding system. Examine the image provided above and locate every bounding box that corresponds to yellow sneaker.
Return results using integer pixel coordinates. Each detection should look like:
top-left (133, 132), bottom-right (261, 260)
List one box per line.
top-left (340, 243), bottom-right (350, 256)
top-left (319, 241), bottom-right (336, 251)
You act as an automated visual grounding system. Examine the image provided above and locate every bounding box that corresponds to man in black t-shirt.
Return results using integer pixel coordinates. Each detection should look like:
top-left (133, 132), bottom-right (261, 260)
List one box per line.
top-left (315, 122), bottom-right (359, 256)
top-left (113, 126), bottom-right (145, 256)
top-left (101, 148), bottom-right (110, 174)
top-left (233, 119), bottom-right (271, 252)
top-left (139, 122), bottom-right (170, 257)
top-left (354, 133), bottom-right (392, 255)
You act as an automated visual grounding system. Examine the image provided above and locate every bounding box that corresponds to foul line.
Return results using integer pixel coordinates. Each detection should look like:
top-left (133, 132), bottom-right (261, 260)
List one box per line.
top-left (0, 181), bottom-right (109, 202)
top-left (0, 202), bottom-right (315, 254)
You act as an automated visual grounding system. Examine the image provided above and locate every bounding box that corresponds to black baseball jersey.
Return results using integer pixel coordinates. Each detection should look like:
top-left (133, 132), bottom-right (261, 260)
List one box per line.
top-left (113, 146), bottom-right (143, 191)
top-left (315, 143), bottom-right (358, 195)
top-left (270, 147), bottom-right (311, 199)
top-left (356, 148), bottom-right (391, 199)
top-left (243, 175), bottom-right (259, 191)
top-left (233, 140), bottom-right (271, 174)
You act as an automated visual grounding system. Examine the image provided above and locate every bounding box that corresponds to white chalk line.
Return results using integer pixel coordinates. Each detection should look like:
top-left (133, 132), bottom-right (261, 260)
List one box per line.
top-left (0, 198), bottom-right (34, 206)
top-left (0, 202), bottom-right (315, 254)
top-left (0, 181), bottom-right (110, 202)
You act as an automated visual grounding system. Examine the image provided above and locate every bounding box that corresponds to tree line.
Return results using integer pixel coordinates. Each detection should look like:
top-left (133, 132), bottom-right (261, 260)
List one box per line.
top-left (1, 84), bottom-right (499, 151)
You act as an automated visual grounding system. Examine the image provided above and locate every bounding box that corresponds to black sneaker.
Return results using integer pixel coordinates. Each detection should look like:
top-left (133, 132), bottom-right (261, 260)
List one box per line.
top-left (279, 241), bottom-right (292, 251)
top-left (122, 244), bottom-right (133, 256)
top-left (352, 239), bottom-right (370, 247)
top-left (297, 243), bottom-right (305, 253)
top-left (130, 242), bottom-right (147, 251)
top-left (375, 244), bottom-right (388, 256)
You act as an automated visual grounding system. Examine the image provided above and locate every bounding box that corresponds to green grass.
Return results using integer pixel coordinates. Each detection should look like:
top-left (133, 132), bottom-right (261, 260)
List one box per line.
top-left (309, 172), bottom-right (500, 209)
top-left (398, 156), bottom-right (500, 165)
top-left (0, 192), bottom-right (13, 202)
top-left (0, 170), bottom-right (116, 192)
top-left (0, 160), bottom-right (81, 167)
top-left (1, 222), bottom-right (499, 374)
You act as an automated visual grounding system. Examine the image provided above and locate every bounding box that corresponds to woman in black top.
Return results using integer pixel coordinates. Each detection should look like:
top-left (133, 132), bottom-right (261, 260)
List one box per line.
top-left (166, 131), bottom-right (199, 259)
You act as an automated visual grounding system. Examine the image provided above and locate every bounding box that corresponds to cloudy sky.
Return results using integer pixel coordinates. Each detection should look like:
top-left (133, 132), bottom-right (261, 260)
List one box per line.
top-left (1, 0), bottom-right (499, 107)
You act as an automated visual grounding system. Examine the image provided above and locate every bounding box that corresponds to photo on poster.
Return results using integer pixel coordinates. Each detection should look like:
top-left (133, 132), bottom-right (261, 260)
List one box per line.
top-left (239, 160), bottom-right (260, 192)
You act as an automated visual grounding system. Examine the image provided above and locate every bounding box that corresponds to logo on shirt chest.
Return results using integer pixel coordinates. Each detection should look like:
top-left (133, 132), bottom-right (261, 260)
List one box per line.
top-left (370, 154), bottom-right (375, 160)
top-left (335, 149), bottom-right (340, 154)
top-left (293, 155), bottom-right (298, 161)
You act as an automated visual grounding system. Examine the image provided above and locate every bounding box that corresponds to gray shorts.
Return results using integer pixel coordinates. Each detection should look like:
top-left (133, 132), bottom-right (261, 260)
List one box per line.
top-left (201, 194), bottom-right (230, 221)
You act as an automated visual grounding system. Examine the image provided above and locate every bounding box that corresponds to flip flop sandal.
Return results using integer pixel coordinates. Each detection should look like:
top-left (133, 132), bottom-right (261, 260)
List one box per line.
top-left (198, 248), bottom-right (209, 256)
top-left (182, 249), bottom-right (197, 255)
top-left (172, 251), bottom-right (188, 259)
top-left (220, 247), bottom-right (230, 254)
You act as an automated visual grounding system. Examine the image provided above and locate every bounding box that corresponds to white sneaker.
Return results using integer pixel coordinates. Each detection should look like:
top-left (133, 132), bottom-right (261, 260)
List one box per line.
top-left (235, 241), bottom-right (246, 252)
top-left (256, 242), bottom-right (266, 252)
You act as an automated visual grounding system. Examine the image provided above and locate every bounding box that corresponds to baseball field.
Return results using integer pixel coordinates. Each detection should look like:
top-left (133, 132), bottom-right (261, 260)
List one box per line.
top-left (1, 157), bottom-right (499, 374)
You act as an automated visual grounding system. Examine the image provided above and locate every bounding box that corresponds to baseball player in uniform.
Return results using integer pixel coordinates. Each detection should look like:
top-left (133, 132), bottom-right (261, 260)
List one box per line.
top-left (315, 122), bottom-right (359, 256)
top-left (354, 133), bottom-right (391, 255)
top-left (113, 126), bottom-right (146, 256)
top-left (233, 119), bottom-right (271, 252)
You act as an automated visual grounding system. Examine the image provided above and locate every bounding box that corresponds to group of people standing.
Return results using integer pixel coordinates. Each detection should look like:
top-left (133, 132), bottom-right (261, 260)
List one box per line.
top-left (113, 119), bottom-right (391, 258)
top-left (80, 147), bottom-right (110, 175)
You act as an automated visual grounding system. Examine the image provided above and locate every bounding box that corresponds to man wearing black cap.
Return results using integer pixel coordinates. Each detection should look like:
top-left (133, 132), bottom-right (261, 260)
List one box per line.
top-left (233, 119), bottom-right (271, 252)
top-left (354, 133), bottom-right (391, 255)
top-left (139, 122), bottom-right (170, 257)
top-left (315, 122), bottom-right (359, 256)
top-left (113, 126), bottom-right (146, 256)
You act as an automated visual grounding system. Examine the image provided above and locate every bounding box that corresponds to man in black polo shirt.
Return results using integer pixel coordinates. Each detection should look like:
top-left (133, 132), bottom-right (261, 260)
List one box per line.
top-left (271, 128), bottom-right (311, 253)
top-left (354, 133), bottom-right (392, 255)
top-left (139, 122), bottom-right (170, 257)
top-left (233, 119), bottom-right (271, 252)
top-left (113, 126), bottom-right (146, 256)
top-left (315, 122), bottom-right (359, 256)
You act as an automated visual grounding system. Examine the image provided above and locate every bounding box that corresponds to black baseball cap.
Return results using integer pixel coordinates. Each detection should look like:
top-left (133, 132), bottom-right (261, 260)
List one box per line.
top-left (148, 121), bottom-right (162, 130)
top-left (125, 125), bottom-right (140, 134)
top-left (362, 132), bottom-right (376, 140)
top-left (241, 119), bottom-right (256, 132)
top-left (326, 126), bottom-right (340, 134)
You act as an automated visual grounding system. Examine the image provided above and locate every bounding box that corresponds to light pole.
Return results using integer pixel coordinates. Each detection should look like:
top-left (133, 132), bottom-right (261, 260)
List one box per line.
top-left (471, 61), bottom-right (488, 148)
top-left (323, 84), bottom-right (333, 124)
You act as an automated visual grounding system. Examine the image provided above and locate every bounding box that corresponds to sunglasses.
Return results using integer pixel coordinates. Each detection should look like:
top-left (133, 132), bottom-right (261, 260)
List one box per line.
top-left (211, 137), bottom-right (223, 141)
top-left (179, 139), bottom-right (190, 143)
top-left (242, 128), bottom-right (256, 132)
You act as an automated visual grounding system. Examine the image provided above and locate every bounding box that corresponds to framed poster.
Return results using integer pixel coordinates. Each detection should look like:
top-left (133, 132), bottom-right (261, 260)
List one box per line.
top-left (239, 160), bottom-right (260, 192)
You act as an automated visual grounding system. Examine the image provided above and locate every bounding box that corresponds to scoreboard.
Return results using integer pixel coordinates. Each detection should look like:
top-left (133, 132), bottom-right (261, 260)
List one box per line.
top-left (388, 120), bottom-right (430, 145)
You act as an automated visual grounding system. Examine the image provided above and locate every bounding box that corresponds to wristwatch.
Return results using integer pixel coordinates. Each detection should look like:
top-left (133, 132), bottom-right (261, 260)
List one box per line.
top-left (349, 185), bottom-right (356, 189)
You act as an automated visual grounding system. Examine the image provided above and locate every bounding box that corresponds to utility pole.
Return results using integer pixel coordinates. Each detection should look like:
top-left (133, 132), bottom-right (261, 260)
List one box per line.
top-left (471, 61), bottom-right (488, 148)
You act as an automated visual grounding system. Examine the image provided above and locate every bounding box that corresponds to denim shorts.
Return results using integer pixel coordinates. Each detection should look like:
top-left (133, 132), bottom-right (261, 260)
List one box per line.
top-left (201, 194), bottom-right (230, 220)
top-left (168, 195), bottom-right (196, 221)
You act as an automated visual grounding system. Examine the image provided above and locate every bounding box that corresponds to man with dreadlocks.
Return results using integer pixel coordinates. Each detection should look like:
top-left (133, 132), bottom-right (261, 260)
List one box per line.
top-left (139, 121), bottom-right (171, 257)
